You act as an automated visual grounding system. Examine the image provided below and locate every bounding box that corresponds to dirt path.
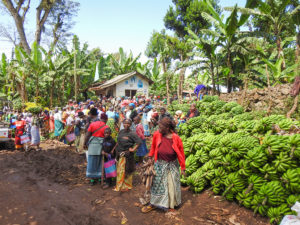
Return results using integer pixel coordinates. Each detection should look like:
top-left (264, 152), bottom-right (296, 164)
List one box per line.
top-left (0, 142), bottom-right (269, 225)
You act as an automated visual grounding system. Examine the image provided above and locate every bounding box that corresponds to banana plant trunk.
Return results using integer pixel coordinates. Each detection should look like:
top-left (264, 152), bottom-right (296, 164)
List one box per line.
top-left (162, 60), bottom-right (170, 105)
top-left (21, 76), bottom-right (28, 103)
top-left (276, 35), bottom-right (286, 70)
top-left (35, 73), bottom-right (39, 97)
top-left (226, 51), bottom-right (233, 93)
top-left (74, 50), bottom-right (77, 102)
top-left (50, 77), bottom-right (55, 108)
top-left (210, 60), bottom-right (216, 95)
top-left (178, 55), bottom-right (186, 104)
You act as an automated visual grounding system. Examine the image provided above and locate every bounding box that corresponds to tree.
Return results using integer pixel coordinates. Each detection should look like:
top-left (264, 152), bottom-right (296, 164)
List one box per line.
top-left (145, 30), bottom-right (175, 105)
top-left (44, 0), bottom-right (80, 48)
top-left (0, 0), bottom-right (79, 53)
top-left (227, 0), bottom-right (300, 69)
top-left (164, 0), bottom-right (220, 37)
top-left (201, 0), bottom-right (252, 92)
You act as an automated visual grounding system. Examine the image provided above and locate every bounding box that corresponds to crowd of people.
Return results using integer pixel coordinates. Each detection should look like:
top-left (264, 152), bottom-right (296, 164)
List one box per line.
top-left (0, 95), bottom-right (200, 213)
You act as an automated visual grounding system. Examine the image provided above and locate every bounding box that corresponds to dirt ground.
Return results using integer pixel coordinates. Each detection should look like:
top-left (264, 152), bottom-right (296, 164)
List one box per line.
top-left (0, 141), bottom-right (270, 225)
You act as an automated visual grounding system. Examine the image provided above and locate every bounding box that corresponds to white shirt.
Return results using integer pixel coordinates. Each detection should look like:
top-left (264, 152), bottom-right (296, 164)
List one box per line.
top-left (66, 116), bottom-right (74, 126)
top-left (54, 112), bottom-right (62, 121)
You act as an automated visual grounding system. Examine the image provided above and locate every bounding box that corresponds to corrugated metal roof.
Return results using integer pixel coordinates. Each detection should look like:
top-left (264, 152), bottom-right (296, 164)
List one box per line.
top-left (89, 71), bottom-right (153, 91)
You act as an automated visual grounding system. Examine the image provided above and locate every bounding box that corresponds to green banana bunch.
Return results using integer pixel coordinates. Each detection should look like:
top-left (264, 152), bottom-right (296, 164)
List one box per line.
top-left (222, 101), bottom-right (239, 112)
top-left (278, 119), bottom-right (294, 131)
top-left (209, 148), bottom-right (223, 161)
top-left (187, 168), bottom-right (208, 192)
top-left (267, 204), bottom-right (292, 224)
top-left (230, 138), bottom-right (252, 159)
top-left (245, 147), bottom-right (268, 169)
top-left (185, 154), bottom-right (198, 175)
top-left (201, 160), bottom-right (215, 172)
top-left (233, 112), bottom-right (254, 122)
top-left (211, 167), bottom-right (227, 194)
top-left (237, 120), bottom-right (257, 132)
top-left (251, 195), bottom-right (269, 216)
top-left (246, 175), bottom-right (266, 192)
top-left (273, 152), bottom-right (298, 173)
top-left (281, 168), bottom-right (300, 193)
top-left (226, 118), bottom-right (238, 132)
top-left (259, 164), bottom-right (279, 181)
top-left (288, 134), bottom-right (300, 159)
top-left (286, 194), bottom-right (300, 207)
top-left (195, 149), bottom-right (209, 164)
top-left (202, 95), bottom-right (220, 103)
top-left (261, 135), bottom-right (288, 156)
top-left (222, 154), bottom-right (239, 172)
top-left (238, 159), bottom-right (252, 177)
top-left (230, 105), bottom-right (244, 116)
top-left (223, 172), bottom-right (246, 201)
top-left (236, 189), bottom-right (254, 209)
top-left (255, 181), bottom-right (287, 207)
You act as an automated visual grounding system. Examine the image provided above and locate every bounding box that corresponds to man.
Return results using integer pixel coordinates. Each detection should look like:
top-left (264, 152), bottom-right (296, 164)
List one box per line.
top-left (159, 108), bottom-right (173, 121)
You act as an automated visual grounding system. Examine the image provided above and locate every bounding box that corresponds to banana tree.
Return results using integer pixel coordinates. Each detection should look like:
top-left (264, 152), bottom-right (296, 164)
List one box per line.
top-left (0, 54), bottom-right (8, 98)
top-left (202, 0), bottom-right (253, 92)
top-left (226, 0), bottom-right (300, 69)
top-left (17, 42), bottom-right (47, 98)
top-left (109, 47), bottom-right (141, 75)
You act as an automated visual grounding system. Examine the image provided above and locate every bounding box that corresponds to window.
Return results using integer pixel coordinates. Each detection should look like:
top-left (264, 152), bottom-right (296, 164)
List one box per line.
top-left (125, 90), bottom-right (137, 98)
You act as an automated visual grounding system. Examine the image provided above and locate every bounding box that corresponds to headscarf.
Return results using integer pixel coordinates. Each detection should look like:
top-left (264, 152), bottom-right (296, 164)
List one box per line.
top-left (129, 103), bottom-right (135, 108)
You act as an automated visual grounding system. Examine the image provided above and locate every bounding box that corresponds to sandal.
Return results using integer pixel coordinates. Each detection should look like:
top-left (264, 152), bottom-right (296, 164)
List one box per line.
top-left (141, 205), bottom-right (156, 213)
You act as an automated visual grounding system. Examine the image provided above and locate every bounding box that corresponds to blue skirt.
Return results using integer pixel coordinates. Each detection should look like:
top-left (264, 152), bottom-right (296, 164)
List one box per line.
top-left (86, 155), bottom-right (102, 178)
top-left (136, 139), bottom-right (148, 157)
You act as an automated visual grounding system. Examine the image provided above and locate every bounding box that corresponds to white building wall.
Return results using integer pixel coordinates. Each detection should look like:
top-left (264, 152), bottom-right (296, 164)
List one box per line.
top-left (115, 75), bottom-right (149, 97)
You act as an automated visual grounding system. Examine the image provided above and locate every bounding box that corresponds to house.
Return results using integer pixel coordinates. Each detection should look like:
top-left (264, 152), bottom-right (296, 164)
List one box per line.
top-left (89, 71), bottom-right (153, 98)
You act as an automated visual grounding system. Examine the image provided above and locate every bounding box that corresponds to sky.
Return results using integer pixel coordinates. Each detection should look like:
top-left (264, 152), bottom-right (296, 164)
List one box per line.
top-left (0, 0), bottom-right (246, 61)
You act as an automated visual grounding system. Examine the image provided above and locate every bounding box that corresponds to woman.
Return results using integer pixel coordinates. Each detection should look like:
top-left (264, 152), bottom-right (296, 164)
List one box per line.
top-left (42, 110), bottom-right (50, 136)
top-left (185, 103), bottom-right (199, 119)
top-left (114, 118), bottom-right (141, 192)
top-left (49, 110), bottom-right (55, 132)
top-left (84, 108), bottom-right (109, 185)
top-left (174, 110), bottom-right (185, 128)
top-left (75, 111), bottom-right (87, 154)
top-left (106, 107), bottom-right (119, 139)
top-left (31, 114), bottom-right (41, 150)
top-left (13, 115), bottom-right (26, 150)
top-left (142, 117), bottom-right (185, 213)
top-left (54, 109), bottom-right (64, 139)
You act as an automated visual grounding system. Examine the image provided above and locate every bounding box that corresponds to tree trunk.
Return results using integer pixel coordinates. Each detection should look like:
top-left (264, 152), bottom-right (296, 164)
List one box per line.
top-left (74, 48), bottom-right (77, 102)
top-left (162, 60), bottom-right (170, 106)
top-left (35, 74), bottom-right (39, 97)
top-left (21, 76), bottom-right (27, 103)
top-left (276, 35), bottom-right (286, 70)
top-left (35, 2), bottom-right (53, 45)
top-left (50, 77), bottom-right (55, 108)
top-left (178, 55), bottom-right (186, 104)
top-left (286, 95), bottom-right (299, 118)
top-left (210, 60), bottom-right (215, 95)
top-left (295, 32), bottom-right (300, 77)
top-left (216, 64), bottom-right (220, 95)
top-left (266, 65), bottom-right (272, 115)
top-left (226, 51), bottom-right (233, 93)
top-left (1, 0), bottom-right (31, 54)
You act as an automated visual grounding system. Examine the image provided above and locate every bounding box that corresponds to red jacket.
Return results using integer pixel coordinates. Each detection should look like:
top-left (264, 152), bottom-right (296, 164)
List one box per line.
top-left (149, 131), bottom-right (186, 170)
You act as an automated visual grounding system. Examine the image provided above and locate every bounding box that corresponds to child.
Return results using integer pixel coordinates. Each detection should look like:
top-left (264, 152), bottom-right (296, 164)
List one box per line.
top-left (133, 116), bottom-right (148, 163)
top-left (102, 128), bottom-right (116, 188)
